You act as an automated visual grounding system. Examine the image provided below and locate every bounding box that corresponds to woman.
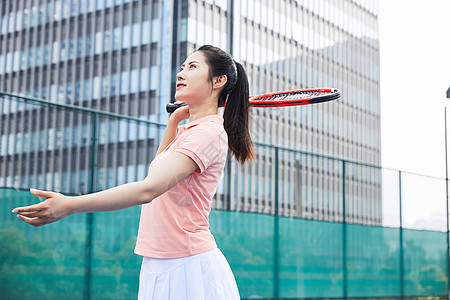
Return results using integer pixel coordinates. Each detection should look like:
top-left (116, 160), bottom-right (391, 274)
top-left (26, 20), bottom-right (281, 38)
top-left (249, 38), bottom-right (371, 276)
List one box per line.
top-left (12, 45), bottom-right (254, 299)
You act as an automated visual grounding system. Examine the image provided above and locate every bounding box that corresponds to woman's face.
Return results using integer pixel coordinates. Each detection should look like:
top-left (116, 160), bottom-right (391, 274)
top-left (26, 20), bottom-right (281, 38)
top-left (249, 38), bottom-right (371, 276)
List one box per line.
top-left (174, 51), bottom-right (212, 104)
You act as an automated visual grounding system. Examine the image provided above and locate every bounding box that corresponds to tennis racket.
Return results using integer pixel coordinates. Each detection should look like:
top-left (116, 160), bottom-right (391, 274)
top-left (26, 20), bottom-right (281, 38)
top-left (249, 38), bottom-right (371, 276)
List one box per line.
top-left (166, 88), bottom-right (340, 113)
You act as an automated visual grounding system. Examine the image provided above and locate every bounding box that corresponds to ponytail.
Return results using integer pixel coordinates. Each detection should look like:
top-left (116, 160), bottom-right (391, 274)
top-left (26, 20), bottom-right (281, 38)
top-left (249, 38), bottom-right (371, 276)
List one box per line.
top-left (223, 62), bottom-right (254, 164)
top-left (197, 45), bottom-right (254, 164)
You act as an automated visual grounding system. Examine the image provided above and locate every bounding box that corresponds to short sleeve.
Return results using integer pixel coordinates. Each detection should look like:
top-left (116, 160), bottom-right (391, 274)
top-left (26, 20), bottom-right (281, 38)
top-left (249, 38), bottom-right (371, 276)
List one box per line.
top-left (175, 124), bottom-right (223, 173)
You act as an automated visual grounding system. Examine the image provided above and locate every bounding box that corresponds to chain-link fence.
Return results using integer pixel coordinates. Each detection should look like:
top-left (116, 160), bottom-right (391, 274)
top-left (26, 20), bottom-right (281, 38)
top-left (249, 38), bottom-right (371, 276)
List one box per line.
top-left (1, 92), bottom-right (448, 299)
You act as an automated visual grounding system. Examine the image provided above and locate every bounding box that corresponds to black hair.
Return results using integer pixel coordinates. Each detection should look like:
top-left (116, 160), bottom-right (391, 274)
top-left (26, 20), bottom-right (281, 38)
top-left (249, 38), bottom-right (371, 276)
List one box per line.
top-left (196, 45), bottom-right (254, 164)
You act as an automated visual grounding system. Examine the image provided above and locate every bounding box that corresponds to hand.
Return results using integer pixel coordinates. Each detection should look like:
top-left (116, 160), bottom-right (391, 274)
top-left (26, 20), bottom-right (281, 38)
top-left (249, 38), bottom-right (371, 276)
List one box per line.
top-left (12, 189), bottom-right (73, 227)
top-left (169, 101), bottom-right (190, 124)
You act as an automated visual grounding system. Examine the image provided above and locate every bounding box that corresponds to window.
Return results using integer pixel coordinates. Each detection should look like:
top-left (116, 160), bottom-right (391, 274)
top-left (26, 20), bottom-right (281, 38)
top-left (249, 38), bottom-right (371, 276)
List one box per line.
top-left (130, 69), bottom-right (138, 93)
top-left (120, 71), bottom-right (129, 95)
top-left (140, 68), bottom-right (149, 91)
top-left (132, 23), bottom-right (140, 47)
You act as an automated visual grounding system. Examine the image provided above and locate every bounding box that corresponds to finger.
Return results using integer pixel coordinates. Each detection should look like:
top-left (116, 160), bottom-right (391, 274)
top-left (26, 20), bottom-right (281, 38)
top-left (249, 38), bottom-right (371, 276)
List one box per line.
top-left (18, 214), bottom-right (55, 227)
top-left (12, 202), bottom-right (45, 214)
top-left (30, 188), bottom-right (55, 199)
top-left (16, 210), bottom-right (45, 218)
top-left (16, 214), bottom-right (43, 227)
top-left (177, 104), bottom-right (190, 112)
top-left (178, 107), bottom-right (189, 115)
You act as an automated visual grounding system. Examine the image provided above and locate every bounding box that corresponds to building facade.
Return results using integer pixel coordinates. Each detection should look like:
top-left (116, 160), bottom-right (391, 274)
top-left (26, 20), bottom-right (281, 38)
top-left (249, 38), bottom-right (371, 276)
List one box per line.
top-left (0, 0), bottom-right (381, 225)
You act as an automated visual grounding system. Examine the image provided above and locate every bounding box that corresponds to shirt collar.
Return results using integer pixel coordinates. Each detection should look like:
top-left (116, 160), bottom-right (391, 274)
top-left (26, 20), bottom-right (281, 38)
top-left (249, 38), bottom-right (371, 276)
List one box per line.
top-left (180, 114), bottom-right (224, 130)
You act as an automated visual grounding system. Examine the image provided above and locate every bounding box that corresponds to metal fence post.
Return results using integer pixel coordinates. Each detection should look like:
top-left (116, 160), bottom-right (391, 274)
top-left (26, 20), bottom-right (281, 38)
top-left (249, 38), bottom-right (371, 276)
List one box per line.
top-left (445, 105), bottom-right (450, 300)
top-left (274, 146), bottom-right (280, 299)
top-left (399, 171), bottom-right (404, 298)
top-left (342, 160), bottom-right (347, 299)
top-left (84, 112), bottom-right (98, 300)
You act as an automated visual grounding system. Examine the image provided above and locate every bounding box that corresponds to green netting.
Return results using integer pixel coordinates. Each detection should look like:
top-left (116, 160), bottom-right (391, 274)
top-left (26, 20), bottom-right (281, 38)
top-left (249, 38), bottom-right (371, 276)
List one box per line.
top-left (346, 225), bottom-right (402, 297)
top-left (1, 188), bottom-right (448, 299)
top-left (1, 188), bottom-right (87, 300)
top-left (403, 230), bottom-right (448, 295)
top-left (210, 210), bottom-right (275, 298)
top-left (90, 209), bottom-right (142, 300)
top-left (279, 218), bottom-right (345, 298)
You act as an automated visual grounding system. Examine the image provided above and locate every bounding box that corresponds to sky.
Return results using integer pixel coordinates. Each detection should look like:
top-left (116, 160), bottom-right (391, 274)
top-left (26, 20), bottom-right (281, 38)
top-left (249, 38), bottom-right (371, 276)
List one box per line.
top-left (378, 0), bottom-right (450, 230)
top-left (378, 0), bottom-right (450, 178)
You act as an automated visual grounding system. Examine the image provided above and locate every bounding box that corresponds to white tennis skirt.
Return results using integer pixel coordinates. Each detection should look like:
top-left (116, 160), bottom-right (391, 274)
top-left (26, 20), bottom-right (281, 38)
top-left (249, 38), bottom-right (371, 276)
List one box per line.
top-left (138, 248), bottom-right (240, 300)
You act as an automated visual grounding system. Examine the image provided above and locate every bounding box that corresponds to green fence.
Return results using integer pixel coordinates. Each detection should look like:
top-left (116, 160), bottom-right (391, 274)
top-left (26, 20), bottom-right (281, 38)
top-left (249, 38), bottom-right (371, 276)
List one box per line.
top-left (0, 92), bottom-right (449, 299)
top-left (1, 188), bottom-right (448, 299)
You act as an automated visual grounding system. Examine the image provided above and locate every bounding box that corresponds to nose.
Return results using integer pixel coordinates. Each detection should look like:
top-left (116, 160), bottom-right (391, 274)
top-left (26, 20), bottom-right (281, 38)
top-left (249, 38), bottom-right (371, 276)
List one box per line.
top-left (177, 69), bottom-right (185, 80)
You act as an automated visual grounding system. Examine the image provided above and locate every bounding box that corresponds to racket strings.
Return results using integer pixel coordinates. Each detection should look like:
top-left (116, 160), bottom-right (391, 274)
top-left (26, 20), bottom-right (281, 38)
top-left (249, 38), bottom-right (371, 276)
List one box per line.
top-left (261, 91), bottom-right (329, 101)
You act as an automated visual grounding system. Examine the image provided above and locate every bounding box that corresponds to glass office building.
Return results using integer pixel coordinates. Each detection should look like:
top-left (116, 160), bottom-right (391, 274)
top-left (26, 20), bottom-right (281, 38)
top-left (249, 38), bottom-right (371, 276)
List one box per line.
top-left (0, 0), bottom-right (381, 225)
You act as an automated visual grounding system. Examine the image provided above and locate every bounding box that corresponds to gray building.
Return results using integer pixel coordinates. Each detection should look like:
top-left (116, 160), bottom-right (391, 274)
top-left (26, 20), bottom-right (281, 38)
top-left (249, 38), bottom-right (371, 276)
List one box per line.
top-left (0, 0), bottom-right (381, 225)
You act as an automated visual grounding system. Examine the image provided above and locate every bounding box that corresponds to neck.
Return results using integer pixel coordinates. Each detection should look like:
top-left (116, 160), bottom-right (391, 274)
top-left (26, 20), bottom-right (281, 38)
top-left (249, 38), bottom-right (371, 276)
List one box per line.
top-left (188, 97), bottom-right (219, 122)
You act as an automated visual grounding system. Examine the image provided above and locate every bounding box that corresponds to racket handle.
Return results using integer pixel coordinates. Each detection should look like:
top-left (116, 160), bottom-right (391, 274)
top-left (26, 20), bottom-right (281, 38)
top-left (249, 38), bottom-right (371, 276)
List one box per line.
top-left (166, 103), bottom-right (187, 113)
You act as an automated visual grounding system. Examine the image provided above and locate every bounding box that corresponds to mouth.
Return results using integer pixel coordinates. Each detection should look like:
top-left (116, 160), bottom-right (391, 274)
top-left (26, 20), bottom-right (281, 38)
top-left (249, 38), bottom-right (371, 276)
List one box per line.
top-left (176, 83), bottom-right (186, 90)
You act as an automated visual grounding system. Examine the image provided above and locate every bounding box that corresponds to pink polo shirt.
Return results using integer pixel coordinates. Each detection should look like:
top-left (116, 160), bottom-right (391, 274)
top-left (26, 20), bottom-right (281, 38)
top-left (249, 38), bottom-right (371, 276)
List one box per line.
top-left (134, 114), bottom-right (228, 258)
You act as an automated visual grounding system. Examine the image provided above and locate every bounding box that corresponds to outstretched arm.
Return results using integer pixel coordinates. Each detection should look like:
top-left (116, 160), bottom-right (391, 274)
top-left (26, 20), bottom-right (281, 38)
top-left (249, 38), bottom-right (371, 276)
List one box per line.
top-left (12, 151), bottom-right (198, 227)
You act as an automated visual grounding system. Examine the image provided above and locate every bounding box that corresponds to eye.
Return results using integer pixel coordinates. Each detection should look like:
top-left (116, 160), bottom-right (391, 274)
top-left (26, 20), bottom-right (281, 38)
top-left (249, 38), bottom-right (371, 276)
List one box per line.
top-left (189, 64), bottom-right (196, 69)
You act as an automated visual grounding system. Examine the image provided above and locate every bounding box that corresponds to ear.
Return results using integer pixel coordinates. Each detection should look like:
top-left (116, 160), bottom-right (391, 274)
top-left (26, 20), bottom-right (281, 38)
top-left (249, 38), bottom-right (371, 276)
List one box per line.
top-left (212, 75), bottom-right (228, 90)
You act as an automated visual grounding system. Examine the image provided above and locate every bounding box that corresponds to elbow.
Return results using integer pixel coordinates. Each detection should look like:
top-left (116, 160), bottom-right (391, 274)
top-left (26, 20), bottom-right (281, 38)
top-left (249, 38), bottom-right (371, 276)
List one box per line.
top-left (139, 178), bottom-right (161, 205)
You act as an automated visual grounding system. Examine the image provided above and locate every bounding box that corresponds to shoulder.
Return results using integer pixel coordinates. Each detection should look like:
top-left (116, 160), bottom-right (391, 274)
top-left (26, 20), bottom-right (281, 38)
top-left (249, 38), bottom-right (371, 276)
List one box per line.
top-left (183, 120), bottom-right (227, 145)
top-left (175, 120), bottom-right (228, 172)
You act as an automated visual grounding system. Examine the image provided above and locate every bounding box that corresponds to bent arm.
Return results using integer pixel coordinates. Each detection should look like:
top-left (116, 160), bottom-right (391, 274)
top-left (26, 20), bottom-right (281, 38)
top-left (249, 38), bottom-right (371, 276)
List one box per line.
top-left (12, 152), bottom-right (198, 227)
top-left (156, 118), bottom-right (179, 156)
top-left (156, 104), bottom-right (189, 156)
